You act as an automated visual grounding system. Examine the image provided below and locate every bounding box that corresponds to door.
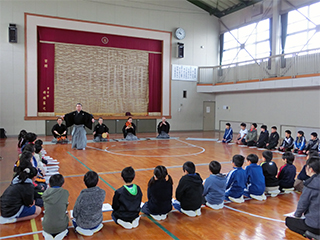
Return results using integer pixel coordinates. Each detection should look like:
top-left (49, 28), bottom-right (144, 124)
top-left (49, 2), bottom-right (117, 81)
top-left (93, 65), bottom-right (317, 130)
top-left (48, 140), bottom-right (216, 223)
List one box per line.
top-left (203, 101), bottom-right (215, 131)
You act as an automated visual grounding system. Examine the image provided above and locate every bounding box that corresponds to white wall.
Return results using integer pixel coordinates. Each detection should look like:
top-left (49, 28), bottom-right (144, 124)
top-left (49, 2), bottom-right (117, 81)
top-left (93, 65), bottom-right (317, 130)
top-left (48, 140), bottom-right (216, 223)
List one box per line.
top-left (213, 87), bottom-right (320, 131)
top-left (0, 0), bottom-right (219, 135)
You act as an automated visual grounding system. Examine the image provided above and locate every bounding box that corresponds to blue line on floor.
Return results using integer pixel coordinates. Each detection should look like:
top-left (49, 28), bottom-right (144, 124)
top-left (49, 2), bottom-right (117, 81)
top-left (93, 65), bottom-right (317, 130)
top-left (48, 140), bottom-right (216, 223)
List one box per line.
top-left (66, 151), bottom-right (179, 240)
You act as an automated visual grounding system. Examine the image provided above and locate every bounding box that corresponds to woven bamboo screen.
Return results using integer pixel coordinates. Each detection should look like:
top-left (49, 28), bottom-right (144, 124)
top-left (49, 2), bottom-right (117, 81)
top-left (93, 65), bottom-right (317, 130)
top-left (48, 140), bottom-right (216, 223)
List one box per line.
top-left (54, 43), bottom-right (149, 115)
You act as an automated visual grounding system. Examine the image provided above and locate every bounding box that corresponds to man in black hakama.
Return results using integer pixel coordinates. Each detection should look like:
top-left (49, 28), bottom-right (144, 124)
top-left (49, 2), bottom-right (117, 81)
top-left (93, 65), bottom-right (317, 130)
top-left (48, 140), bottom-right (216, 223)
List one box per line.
top-left (157, 117), bottom-right (170, 139)
top-left (93, 118), bottom-right (109, 142)
top-left (63, 103), bottom-right (94, 150)
top-left (51, 117), bottom-right (68, 143)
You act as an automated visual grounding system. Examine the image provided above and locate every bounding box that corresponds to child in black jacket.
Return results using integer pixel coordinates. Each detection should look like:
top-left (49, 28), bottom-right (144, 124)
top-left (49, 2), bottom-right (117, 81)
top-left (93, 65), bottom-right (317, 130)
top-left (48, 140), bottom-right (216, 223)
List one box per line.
top-left (112, 167), bottom-right (142, 229)
top-left (173, 161), bottom-right (203, 217)
top-left (256, 125), bottom-right (269, 148)
top-left (260, 151), bottom-right (279, 197)
top-left (0, 165), bottom-right (41, 224)
top-left (266, 126), bottom-right (279, 150)
top-left (141, 165), bottom-right (173, 220)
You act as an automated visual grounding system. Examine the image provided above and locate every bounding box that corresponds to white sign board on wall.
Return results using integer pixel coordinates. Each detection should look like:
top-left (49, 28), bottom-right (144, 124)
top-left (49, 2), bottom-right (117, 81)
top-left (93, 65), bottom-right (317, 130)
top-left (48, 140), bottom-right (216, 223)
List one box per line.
top-left (172, 64), bottom-right (198, 81)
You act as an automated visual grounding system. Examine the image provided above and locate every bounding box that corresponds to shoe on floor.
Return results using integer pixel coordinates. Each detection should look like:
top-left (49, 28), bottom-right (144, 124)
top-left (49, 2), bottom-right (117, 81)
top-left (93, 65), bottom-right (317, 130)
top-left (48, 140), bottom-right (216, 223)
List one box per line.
top-left (92, 223), bottom-right (103, 233)
top-left (195, 208), bottom-right (201, 216)
top-left (160, 214), bottom-right (168, 220)
top-left (206, 202), bottom-right (224, 210)
top-left (150, 214), bottom-right (162, 221)
top-left (269, 190), bottom-right (280, 197)
top-left (54, 229), bottom-right (68, 240)
top-left (76, 226), bottom-right (93, 236)
top-left (42, 231), bottom-right (54, 240)
top-left (283, 188), bottom-right (294, 194)
top-left (181, 209), bottom-right (197, 217)
top-left (132, 216), bottom-right (140, 228)
top-left (0, 216), bottom-right (17, 224)
top-left (305, 230), bottom-right (320, 240)
top-left (250, 193), bottom-right (266, 201)
top-left (117, 219), bottom-right (132, 229)
top-left (229, 195), bottom-right (244, 203)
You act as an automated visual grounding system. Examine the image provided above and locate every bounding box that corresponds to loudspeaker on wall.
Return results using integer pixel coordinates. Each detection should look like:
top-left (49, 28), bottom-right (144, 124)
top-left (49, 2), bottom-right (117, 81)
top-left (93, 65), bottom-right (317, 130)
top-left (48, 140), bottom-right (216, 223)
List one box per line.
top-left (177, 42), bottom-right (184, 58)
top-left (9, 24), bottom-right (17, 43)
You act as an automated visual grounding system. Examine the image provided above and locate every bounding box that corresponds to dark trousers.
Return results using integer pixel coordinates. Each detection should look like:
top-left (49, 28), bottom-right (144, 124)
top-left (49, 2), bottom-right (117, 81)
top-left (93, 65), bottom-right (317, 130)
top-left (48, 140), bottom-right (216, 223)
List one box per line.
top-left (256, 142), bottom-right (266, 148)
top-left (285, 217), bottom-right (320, 236)
top-left (266, 143), bottom-right (277, 150)
top-left (245, 140), bottom-right (256, 146)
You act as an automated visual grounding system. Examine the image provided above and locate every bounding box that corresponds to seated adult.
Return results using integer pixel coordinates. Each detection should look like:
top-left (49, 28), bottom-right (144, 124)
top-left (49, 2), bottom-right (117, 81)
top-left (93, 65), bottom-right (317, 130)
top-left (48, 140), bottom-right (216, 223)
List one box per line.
top-left (51, 117), bottom-right (68, 143)
top-left (157, 117), bottom-right (170, 139)
top-left (122, 117), bottom-right (138, 141)
top-left (93, 118), bottom-right (109, 142)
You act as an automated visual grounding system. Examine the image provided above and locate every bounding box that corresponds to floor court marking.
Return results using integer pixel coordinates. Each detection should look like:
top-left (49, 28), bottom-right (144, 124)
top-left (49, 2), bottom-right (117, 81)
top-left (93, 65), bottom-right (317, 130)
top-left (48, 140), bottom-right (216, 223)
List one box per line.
top-left (30, 218), bottom-right (39, 240)
top-left (87, 139), bottom-right (205, 158)
top-left (62, 161), bottom-right (232, 179)
top-left (67, 151), bottom-right (179, 240)
top-left (224, 205), bottom-right (285, 223)
top-left (106, 146), bottom-right (192, 152)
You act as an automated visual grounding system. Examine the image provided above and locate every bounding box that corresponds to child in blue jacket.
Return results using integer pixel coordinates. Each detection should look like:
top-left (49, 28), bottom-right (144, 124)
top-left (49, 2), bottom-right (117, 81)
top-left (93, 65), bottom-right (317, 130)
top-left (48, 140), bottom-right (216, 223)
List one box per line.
top-left (293, 131), bottom-right (306, 154)
top-left (222, 123), bottom-right (233, 143)
top-left (244, 154), bottom-right (266, 201)
top-left (278, 152), bottom-right (296, 191)
top-left (225, 155), bottom-right (246, 203)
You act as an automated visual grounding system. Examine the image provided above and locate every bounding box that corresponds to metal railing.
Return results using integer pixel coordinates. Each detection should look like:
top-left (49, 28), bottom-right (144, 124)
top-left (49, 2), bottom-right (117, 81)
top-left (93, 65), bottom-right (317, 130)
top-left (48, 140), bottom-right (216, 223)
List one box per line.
top-left (198, 48), bottom-right (320, 84)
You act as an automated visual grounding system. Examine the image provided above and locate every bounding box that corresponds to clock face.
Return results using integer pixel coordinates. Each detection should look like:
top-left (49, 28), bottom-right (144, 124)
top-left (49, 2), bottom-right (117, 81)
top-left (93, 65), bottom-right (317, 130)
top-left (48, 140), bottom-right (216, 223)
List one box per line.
top-left (175, 27), bottom-right (186, 40)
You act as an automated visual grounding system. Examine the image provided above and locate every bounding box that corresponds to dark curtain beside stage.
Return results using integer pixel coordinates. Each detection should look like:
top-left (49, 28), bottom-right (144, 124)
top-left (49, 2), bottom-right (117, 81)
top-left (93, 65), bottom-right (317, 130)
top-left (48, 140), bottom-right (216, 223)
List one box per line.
top-left (148, 53), bottom-right (162, 113)
top-left (38, 43), bottom-right (55, 113)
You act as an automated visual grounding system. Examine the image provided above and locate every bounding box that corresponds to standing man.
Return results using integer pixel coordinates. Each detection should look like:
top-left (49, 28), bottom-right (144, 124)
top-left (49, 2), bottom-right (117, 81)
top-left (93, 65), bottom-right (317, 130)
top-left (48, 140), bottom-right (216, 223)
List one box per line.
top-left (63, 103), bottom-right (94, 150)
top-left (51, 117), bottom-right (68, 143)
top-left (157, 117), bottom-right (170, 139)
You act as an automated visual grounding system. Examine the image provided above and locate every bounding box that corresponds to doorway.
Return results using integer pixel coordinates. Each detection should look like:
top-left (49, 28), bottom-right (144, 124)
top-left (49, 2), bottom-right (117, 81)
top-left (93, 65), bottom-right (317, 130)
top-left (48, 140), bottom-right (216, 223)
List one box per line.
top-left (203, 101), bottom-right (215, 131)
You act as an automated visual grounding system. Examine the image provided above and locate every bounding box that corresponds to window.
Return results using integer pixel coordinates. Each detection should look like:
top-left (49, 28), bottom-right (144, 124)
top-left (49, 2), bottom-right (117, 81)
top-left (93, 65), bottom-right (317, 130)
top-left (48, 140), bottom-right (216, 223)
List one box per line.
top-left (222, 18), bottom-right (270, 65)
top-left (286, 2), bottom-right (320, 53)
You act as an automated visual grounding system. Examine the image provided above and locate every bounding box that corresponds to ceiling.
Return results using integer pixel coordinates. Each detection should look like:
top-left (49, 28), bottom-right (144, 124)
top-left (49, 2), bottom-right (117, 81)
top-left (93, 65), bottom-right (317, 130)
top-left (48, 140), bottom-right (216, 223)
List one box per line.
top-left (187, 0), bottom-right (263, 18)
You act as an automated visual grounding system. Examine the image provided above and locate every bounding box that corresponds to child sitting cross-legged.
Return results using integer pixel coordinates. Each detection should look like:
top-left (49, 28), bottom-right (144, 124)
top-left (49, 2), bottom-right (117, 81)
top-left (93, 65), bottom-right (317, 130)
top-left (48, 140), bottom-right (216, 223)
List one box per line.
top-left (0, 164), bottom-right (41, 224)
top-left (112, 167), bottom-right (142, 229)
top-left (260, 150), bottom-right (280, 197)
top-left (222, 123), bottom-right (233, 143)
top-left (173, 161), bottom-right (203, 217)
top-left (285, 156), bottom-right (320, 239)
top-left (244, 154), bottom-right (266, 201)
top-left (294, 151), bottom-right (319, 192)
top-left (225, 155), bottom-right (246, 203)
top-left (141, 165), bottom-right (173, 221)
top-left (42, 174), bottom-right (69, 240)
top-left (203, 161), bottom-right (226, 210)
top-left (73, 171), bottom-right (106, 236)
top-left (278, 152), bottom-right (296, 192)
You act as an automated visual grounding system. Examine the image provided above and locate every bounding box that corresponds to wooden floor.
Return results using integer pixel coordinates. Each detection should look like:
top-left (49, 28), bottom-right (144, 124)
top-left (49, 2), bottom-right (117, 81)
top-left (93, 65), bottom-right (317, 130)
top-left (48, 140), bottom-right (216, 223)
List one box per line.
top-left (0, 131), bottom-right (307, 240)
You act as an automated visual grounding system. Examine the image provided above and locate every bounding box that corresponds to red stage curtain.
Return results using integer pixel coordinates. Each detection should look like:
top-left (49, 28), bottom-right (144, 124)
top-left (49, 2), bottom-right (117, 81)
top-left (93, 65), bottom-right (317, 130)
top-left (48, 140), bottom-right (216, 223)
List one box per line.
top-left (38, 43), bottom-right (55, 112)
top-left (148, 53), bottom-right (162, 112)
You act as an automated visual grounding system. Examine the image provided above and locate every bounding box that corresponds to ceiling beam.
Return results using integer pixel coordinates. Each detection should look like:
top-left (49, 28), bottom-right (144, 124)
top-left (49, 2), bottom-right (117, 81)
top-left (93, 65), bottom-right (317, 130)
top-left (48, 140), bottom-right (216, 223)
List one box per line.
top-left (188, 0), bottom-right (263, 18)
top-left (219, 0), bottom-right (263, 17)
top-left (187, 0), bottom-right (221, 17)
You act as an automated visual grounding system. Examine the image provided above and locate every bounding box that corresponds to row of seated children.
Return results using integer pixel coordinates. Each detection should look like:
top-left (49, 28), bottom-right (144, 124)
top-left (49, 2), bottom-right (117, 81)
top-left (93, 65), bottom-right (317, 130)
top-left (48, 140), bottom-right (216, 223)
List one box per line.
top-left (222, 123), bottom-right (320, 154)
top-left (1, 156), bottom-right (319, 239)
